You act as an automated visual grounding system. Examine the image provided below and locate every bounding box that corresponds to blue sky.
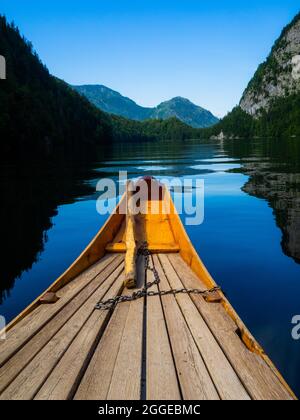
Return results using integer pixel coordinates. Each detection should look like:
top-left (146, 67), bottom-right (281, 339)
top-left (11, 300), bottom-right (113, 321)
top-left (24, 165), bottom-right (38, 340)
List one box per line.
top-left (1, 1), bottom-right (299, 116)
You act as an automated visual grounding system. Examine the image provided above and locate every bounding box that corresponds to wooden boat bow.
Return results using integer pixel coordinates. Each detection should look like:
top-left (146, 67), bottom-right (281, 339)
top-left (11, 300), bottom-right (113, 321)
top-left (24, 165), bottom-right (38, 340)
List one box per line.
top-left (0, 176), bottom-right (296, 400)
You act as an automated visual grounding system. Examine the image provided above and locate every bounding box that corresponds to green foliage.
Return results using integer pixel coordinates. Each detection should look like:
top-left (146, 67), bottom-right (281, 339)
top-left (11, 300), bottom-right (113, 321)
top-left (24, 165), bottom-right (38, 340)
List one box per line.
top-left (205, 107), bottom-right (255, 138)
top-left (0, 15), bottom-right (113, 162)
top-left (73, 84), bottom-right (152, 121)
top-left (0, 15), bottom-right (214, 161)
top-left (256, 93), bottom-right (300, 138)
top-left (110, 115), bottom-right (202, 142)
top-left (73, 86), bottom-right (219, 129)
top-left (204, 93), bottom-right (300, 139)
top-left (242, 11), bottom-right (300, 98)
top-left (1, 12), bottom-right (299, 165)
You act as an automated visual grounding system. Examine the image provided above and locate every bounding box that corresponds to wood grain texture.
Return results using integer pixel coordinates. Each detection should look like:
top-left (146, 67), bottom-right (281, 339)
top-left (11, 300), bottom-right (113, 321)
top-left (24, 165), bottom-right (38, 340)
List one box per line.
top-left (158, 254), bottom-right (249, 400)
top-left (34, 272), bottom-right (125, 400)
top-left (153, 255), bottom-right (219, 400)
top-left (74, 286), bottom-right (132, 400)
top-left (0, 262), bottom-right (124, 400)
top-left (146, 256), bottom-right (181, 400)
top-left (106, 257), bottom-right (145, 400)
top-left (168, 253), bottom-right (294, 400)
top-left (0, 254), bottom-right (119, 369)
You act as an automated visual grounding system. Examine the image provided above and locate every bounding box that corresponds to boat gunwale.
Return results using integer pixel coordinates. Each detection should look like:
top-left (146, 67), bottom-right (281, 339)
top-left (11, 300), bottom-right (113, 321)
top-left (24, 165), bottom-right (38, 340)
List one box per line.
top-left (2, 193), bottom-right (127, 333)
top-left (1, 180), bottom-right (297, 400)
top-left (164, 186), bottom-right (297, 400)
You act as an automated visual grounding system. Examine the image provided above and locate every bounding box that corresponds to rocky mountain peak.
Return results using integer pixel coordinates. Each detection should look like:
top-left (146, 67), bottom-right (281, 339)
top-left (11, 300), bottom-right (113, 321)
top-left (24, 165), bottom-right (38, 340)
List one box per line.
top-left (240, 12), bottom-right (300, 115)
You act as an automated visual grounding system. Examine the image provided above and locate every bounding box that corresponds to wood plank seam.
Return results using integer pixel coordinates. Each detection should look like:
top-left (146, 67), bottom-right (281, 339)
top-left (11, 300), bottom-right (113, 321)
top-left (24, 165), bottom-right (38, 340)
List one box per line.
top-left (45, 279), bottom-right (125, 400)
top-left (166, 253), bottom-right (261, 399)
top-left (0, 263), bottom-right (124, 400)
top-left (0, 257), bottom-right (124, 395)
top-left (104, 308), bottom-right (130, 399)
top-left (33, 264), bottom-right (125, 400)
top-left (73, 281), bottom-right (131, 400)
top-left (159, 254), bottom-right (250, 400)
top-left (31, 264), bottom-right (125, 400)
top-left (157, 254), bottom-right (222, 400)
top-left (140, 255), bottom-right (147, 400)
top-left (105, 256), bottom-right (145, 400)
top-left (167, 253), bottom-right (293, 400)
top-left (152, 255), bottom-right (219, 400)
top-left (0, 254), bottom-right (121, 369)
top-left (147, 255), bottom-right (182, 400)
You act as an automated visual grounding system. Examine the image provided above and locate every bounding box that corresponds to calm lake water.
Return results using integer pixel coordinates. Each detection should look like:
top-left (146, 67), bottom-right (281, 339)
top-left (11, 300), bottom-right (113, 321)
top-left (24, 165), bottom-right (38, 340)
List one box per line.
top-left (1, 138), bottom-right (300, 396)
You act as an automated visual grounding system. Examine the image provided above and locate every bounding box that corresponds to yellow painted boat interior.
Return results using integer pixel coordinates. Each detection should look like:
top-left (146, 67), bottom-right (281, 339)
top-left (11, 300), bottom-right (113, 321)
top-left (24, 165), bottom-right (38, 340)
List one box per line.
top-left (0, 178), bottom-right (296, 400)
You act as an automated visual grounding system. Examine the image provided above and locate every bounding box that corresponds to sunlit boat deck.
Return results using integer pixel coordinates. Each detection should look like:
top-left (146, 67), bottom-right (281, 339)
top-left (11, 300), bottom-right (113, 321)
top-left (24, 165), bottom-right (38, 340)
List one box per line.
top-left (0, 178), bottom-right (295, 400)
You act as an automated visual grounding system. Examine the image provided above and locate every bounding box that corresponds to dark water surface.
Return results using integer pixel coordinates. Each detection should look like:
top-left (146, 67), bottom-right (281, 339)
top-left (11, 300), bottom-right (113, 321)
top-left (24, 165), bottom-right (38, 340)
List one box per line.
top-left (1, 138), bottom-right (300, 396)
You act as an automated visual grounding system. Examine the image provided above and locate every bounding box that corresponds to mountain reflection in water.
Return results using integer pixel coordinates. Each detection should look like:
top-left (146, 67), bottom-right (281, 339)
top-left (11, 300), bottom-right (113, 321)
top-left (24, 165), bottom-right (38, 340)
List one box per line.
top-left (1, 138), bottom-right (300, 396)
top-left (224, 138), bottom-right (300, 264)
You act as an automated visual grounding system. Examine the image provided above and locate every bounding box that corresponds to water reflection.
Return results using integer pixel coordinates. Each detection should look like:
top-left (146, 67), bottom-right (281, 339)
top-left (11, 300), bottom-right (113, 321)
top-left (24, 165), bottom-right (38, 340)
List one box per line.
top-left (224, 138), bottom-right (300, 264)
top-left (1, 138), bottom-right (300, 396)
top-left (0, 163), bottom-right (95, 303)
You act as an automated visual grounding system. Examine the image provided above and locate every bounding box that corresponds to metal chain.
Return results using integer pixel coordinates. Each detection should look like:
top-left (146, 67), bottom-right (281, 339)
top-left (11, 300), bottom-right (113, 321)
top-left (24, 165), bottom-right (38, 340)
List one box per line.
top-left (95, 242), bottom-right (221, 310)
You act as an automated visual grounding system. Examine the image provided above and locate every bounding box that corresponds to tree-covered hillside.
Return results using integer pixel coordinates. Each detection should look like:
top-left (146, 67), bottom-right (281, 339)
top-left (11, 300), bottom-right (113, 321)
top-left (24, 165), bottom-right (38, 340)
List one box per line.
top-left (0, 15), bottom-right (207, 162)
top-left (1, 12), bottom-right (300, 164)
top-left (0, 16), bottom-right (113, 161)
top-left (240, 11), bottom-right (300, 116)
top-left (110, 115), bottom-right (201, 142)
top-left (73, 85), bottom-right (219, 128)
top-left (205, 11), bottom-right (300, 140)
top-left (204, 90), bottom-right (300, 140)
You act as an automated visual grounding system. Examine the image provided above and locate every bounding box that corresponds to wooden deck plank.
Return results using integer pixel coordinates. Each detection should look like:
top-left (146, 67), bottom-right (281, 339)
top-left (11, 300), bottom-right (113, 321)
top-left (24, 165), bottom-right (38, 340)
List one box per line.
top-left (0, 254), bottom-right (119, 369)
top-left (106, 297), bottom-right (144, 400)
top-left (0, 262), bottom-right (124, 400)
top-left (158, 254), bottom-right (250, 400)
top-left (146, 256), bottom-right (181, 400)
top-left (106, 256), bottom-right (145, 400)
top-left (0, 255), bottom-right (123, 395)
top-left (168, 253), bottom-right (293, 400)
top-left (55, 253), bottom-right (115, 298)
top-left (152, 255), bottom-right (219, 400)
top-left (74, 288), bottom-right (133, 400)
top-left (75, 255), bottom-right (146, 400)
top-left (34, 272), bottom-right (125, 400)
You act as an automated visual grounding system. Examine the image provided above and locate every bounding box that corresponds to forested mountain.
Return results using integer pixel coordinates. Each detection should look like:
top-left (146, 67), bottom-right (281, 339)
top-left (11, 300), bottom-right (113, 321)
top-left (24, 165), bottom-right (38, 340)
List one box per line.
top-left (204, 11), bottom-right (300, 139)
top-left (240, 12), bottom-right (300, 116)
top-left (72, 84), bottom-right (152, 121)
top-left (0, 15), bottom-right (209, 162)
top-left (0, 15), bottom-right (115, 161)
top-left (150, 97), bottom-right (219, 128)
top-left (110, 115), bottom-right (201, 142)
top-left (2, 10), bottom-right (300, 163)
top-left (73, 85), bottom-right (219, 128)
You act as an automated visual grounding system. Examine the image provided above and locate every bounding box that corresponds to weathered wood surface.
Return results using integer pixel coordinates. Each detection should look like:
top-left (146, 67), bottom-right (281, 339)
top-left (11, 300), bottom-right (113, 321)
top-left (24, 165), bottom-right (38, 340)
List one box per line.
top-left (167, 253), bottom-right (294, 400)
top-left (34, 270), bottom-right (125, 400)
top-left (0, 179), bottom-right (295, 401)
top-left (146, 256), bottom-right (181, 400)
top-left (0, 254), bottom-right (120, 369)
top-left (0, 252), bottom-right (295, 400)
top-left (153, 255), bottom-right (219, 400)
top-left (0, 261), bottom-right (124, 400)
top-left (158, 254), bottom-right (250, 400)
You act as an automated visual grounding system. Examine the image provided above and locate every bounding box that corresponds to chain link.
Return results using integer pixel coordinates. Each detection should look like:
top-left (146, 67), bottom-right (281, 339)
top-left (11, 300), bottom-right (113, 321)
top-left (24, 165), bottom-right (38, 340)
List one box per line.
top-left (95, 242), bottom-right (221, 310)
